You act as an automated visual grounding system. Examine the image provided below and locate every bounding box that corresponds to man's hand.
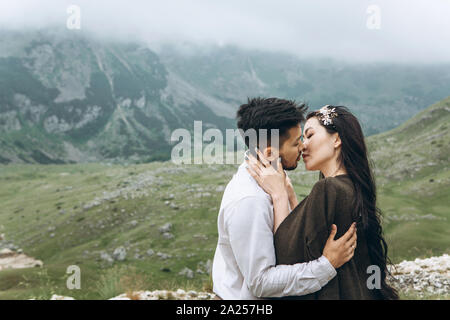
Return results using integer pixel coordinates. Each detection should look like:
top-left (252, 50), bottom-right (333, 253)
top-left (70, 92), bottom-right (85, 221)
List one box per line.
top-left (322, 223), bottom-right (357, 269)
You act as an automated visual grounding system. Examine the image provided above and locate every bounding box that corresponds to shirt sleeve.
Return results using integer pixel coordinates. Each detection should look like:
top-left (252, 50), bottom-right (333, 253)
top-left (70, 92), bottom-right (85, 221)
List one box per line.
top-left (226, 196), bottom-right (336, 298)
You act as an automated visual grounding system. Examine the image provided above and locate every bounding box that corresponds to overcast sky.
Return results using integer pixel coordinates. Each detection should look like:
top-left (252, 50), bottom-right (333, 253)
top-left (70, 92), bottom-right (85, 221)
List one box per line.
top-left (1, 0), bottom-right (450, 63)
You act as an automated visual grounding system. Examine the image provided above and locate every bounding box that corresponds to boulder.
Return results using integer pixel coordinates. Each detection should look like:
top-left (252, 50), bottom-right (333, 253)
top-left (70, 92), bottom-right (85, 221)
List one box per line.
top-left (112, 246), bottom-right (127, 261)
top-left (158, 223), bottom-right (172, 233)
top-left (178, 267), bottom-right (194, 279)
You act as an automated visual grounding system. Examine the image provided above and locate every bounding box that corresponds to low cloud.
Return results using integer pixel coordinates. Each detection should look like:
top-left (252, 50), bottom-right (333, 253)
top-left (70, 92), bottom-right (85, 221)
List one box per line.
top-left (1, 0), bottom-right (449, 63)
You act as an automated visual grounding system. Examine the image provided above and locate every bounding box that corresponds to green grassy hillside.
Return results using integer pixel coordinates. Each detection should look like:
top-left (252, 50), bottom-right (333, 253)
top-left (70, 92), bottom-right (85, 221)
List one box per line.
top-left (0, 98), bottom-right (449, 299)
top-left (366, 96), bottom-right (450, 263)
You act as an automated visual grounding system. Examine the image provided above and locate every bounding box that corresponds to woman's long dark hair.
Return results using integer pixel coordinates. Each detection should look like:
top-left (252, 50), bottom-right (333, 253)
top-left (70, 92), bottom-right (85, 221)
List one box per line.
top-left (307, 106), bottom-right (399, 300)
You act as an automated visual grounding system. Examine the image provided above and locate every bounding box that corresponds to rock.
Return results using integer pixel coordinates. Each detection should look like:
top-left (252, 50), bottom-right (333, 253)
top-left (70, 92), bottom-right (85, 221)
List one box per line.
top-left (186, 290), bottom-right (198, 298)
top-left (108, 295), bottom-right (131, 300)
top-left (129, 220), bottom-right (138, 227)
top-left (4, 243), bottom-right (19, 251)
top-left (153, 290), bottom-right (169, 299)
top-left (100, 251), bottom-right (114, 264)
top-left (178, 267), bottom-right (194, 279)
top-left (50, 295), bottom-right (75, 300)
top-left (47, 289), bottom-right (217, 300)
top-left (162, 232), bottom-right (174, 240)
top-left (197, 259), bottom-right (213, 275)
top-left (146, 249), bottom-right (154, 256)
top-left (0, 248), bottom-right (15, 258)
top-left (158, 223), bottom-right (172, 233)
top-left (195, 192), bottom-right (212, 198)
top-left (176, 289), bottom-right (186, 296)
top-left (112, 246), bottom-right (127, 261)
top-left (387, 254), bottom-right (450, 296)
top-left (0, 249), bottom-right (43, 270)
top-left (156, 252), bottom-right (171, 260)
top-left (215, 186), bottom-right (225, 192)
top-left (163, 194), bottom-right (175, 200)
top-left (34, 260), bottom-right (44, 267)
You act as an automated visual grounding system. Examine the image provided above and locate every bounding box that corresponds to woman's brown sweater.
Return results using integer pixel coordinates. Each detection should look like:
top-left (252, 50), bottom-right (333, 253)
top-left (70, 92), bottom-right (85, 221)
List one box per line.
top-left (273, 174), bottom-right (381, 299)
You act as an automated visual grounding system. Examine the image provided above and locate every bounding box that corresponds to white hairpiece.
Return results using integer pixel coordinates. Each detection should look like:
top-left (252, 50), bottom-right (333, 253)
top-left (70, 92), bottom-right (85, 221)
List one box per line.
top-left (317, 105), bottom-right (338, 126)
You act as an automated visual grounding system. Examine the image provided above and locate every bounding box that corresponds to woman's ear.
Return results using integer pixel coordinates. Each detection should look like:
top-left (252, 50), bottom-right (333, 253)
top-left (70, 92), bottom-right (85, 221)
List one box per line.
top-left (334, 133), bottom-right (342, 149)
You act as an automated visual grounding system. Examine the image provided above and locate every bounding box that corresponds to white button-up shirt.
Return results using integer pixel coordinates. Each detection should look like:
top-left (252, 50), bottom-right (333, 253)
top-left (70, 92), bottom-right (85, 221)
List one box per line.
top-left (212, 161), bottom-right (336, 300)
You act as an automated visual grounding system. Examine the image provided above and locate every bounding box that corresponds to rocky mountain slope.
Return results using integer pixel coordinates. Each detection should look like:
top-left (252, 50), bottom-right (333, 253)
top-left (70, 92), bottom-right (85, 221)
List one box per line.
top-left (0, 29), bottom-right (235, 164)
top-left (1, 29), bottom-right (450, 164)
top-left (45, 254), bottom-right (450, 300)
top-left (0, 96), bottom-right (448, 299)
top-left (160, 44), bottom-right (450, 135)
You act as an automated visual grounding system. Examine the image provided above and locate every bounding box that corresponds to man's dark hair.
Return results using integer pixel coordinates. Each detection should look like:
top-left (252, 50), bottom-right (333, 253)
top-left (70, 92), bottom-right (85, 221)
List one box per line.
top-left (236, 97), bottom-right (308, 148)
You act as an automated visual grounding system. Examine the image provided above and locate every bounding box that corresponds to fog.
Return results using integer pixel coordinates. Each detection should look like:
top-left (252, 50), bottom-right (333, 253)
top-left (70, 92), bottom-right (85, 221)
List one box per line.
top-left (1, 0), bottom-right (450, 63)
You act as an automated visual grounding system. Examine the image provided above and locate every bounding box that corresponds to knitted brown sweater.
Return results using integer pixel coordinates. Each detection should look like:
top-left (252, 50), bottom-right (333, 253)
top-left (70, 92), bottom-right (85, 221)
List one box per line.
top-left (273, 174), bottom-right (381, 300)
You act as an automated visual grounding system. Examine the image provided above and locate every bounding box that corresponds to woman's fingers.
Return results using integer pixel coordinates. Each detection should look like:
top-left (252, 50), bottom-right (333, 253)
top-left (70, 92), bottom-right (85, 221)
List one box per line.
top-left (255, 147), bottom-right (271, 168)
top-left (246, 155), bottom-right (263, 176)
top-left (247, 153), bottom-right (263, 170)
top-left (277, 157), bottom-right (284, 174)
top-left (246, 166), bottom-right (260, 181)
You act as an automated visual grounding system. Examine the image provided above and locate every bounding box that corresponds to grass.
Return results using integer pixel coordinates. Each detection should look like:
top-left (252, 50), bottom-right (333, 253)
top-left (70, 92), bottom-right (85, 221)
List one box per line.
top-left (0, 161), bottom-right (225, 299)
top-left (0, 98), bottom-right (449, 299)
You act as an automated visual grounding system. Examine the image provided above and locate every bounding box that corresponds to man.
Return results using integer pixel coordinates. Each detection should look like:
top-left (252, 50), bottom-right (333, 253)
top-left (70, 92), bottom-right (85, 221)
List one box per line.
top-left (212, 97), bottom-right (357, 299)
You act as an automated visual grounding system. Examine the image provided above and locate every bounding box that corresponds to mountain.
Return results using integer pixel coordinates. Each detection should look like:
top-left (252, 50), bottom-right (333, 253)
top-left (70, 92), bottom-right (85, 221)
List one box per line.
top-left (0, 29), bottom-right (235, 164)
top-left (160, 44), bottom-right (450, 135)
top-left (365, 96), bottom-right (450, 266)
top-left (0, 97), bottom-right (448, 299)
top-left (367, 95), bottom-right (450, 184)
top-left (1, 29), bottom-right (450, 164)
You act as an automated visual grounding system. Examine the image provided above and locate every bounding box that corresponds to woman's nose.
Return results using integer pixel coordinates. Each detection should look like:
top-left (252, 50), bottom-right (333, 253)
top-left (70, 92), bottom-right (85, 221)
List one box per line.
top-left (300, 142), bottom-right (306, 152)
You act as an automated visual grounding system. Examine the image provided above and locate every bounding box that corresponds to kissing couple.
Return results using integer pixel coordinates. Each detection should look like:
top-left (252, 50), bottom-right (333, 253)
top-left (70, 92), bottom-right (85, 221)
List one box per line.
top-left (212, 97), bottom-right (398, 300)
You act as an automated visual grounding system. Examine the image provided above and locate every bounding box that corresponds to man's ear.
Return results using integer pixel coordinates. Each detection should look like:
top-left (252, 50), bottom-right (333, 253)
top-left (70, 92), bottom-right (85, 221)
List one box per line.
top-left (261, 146), bottom-right (272, 158)
top-left (262, 146), bottom-right (279, 161)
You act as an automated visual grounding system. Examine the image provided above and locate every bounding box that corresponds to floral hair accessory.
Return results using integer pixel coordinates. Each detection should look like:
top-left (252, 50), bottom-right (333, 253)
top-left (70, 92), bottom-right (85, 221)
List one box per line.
top-left (317, 105), bottom-right (338, 127)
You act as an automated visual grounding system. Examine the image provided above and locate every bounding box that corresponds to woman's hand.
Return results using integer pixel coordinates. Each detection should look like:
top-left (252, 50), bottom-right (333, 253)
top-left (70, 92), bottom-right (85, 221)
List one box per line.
top-left (245, 148), bottom-right (286, 199)
top-left (246, 148), bottom-right (291, 233)
top-left (285, 173), bottom-right (299, 209)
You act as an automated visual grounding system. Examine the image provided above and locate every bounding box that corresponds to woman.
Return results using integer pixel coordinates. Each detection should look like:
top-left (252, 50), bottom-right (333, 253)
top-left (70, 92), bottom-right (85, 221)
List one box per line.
top-left (246, 105), bottom-right (398, 300)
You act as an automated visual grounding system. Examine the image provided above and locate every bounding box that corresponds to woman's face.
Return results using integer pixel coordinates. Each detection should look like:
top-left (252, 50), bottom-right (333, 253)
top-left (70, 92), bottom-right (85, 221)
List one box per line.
top-left (301, 117), bottom-right (339, 171)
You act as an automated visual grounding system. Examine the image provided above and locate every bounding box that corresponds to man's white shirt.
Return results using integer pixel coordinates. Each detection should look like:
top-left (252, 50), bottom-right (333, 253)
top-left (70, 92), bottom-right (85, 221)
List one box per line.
top-left (212, 161), bottom-right (337, 300)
